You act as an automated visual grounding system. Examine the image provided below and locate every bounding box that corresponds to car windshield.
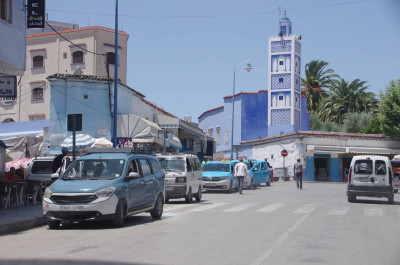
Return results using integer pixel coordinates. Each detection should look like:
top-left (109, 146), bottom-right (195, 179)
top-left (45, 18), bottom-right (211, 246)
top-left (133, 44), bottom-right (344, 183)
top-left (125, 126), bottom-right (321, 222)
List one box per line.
top-left (62, 159), bottom-right (125, 180)
top-left (202, 163), bottom-right (230, 172)
top-left (158, 157), bottom-right (185, 172)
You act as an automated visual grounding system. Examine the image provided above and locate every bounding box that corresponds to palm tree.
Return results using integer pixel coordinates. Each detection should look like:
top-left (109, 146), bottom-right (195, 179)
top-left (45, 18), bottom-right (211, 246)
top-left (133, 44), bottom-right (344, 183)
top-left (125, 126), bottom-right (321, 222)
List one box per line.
top-left (301, 60), bottom-right (339, 111)
top-left (318, 78), bottom-right (378, 123)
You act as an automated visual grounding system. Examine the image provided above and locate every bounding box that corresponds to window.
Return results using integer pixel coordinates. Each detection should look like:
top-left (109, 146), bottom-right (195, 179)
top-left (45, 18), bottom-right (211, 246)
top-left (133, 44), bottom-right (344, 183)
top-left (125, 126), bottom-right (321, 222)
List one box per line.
top-left (279, 61), bottom-right (284, 65)
top-left (32, 55), bottom-right (44, 68)
top-left (186, 159), bottom-right (192, 172)
top-left (224, 131), bottom-right (229, 143)
top-left (139, 159), bottom-right (152, 177)
top-left (354, 160), bottom-right (373, 174)
top-left (72, 51), bottom-right (84, 64)
top-left (106, 52), bottom-right (115, 65)
top-left (0, 0), bottom-right (11, 23)
top-left (208, 128), bottom-right (213, 137)
top-left (279, 96), bottom-right (284, 100)
top-left (216, 127), bottom-right (220, 143)
top-left (32, 87), bottom-right (43, 100)
top-left (279, 78), bottom-right (283, 83)
top-left (149, 158), bottom-right (161, 174)
top-left (375, 160), bottom-right (386, 175)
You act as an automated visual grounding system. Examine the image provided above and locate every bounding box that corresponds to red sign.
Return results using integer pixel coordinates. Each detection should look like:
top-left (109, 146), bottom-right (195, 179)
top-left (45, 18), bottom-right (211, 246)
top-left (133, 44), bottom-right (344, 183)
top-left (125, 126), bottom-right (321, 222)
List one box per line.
top-left (281, 149), bottom-right (288, 157)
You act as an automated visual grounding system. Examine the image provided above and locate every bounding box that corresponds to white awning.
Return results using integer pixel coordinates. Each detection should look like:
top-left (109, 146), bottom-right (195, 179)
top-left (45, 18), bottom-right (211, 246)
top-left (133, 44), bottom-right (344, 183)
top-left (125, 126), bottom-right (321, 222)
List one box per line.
top-left (118, 114), bottom-right (164, 145)
top-left (308, 145), bottom-right (400, 155)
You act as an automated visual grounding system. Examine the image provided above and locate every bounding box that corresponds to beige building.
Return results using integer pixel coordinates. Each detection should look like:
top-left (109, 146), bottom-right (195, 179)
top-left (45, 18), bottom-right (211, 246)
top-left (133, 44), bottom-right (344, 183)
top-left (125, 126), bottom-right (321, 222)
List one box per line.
top-left (0, 21), bottom-right (129, 122)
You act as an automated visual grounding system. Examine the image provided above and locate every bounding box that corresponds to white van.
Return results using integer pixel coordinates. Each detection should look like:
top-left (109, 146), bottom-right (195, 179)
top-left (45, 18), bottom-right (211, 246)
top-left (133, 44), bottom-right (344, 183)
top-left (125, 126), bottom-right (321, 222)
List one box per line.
top-left (157, 154), bottom-right (203, 203)
top-left (347, 155), bottom-right (394, 204)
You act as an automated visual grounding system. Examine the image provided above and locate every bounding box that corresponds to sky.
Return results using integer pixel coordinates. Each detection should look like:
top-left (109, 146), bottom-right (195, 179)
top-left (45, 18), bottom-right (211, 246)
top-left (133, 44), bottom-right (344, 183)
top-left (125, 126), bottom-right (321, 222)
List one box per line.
top-left (46, 0), bottom-right (400, 121)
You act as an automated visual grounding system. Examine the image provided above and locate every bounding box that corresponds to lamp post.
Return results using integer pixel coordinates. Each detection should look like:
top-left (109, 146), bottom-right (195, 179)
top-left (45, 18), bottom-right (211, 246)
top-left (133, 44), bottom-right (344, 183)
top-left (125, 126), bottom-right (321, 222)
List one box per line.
top-left (230, 60), bottom-right (253, 160)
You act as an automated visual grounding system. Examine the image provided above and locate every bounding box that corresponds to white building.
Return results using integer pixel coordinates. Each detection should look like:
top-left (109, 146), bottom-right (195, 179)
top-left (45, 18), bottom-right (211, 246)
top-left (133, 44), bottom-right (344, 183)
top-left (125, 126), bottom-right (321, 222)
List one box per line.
top-left (0, 21), bottom-right (129, 123)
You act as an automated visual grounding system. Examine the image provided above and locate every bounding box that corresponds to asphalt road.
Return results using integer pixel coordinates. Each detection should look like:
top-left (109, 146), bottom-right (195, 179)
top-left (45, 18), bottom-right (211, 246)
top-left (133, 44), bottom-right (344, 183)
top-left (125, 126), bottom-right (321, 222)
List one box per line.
top-left (0, 181), bottom-right (399, 265)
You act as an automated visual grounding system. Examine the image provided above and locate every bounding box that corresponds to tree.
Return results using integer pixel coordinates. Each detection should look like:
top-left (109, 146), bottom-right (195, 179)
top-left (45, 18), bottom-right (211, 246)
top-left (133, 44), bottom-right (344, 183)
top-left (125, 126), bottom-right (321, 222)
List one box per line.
top-left (317, 78), bottom-right (378, 123)
top-left (301, 60), bottom-right (339, 111)
top-left (377, 79), bottom-right (400, 138)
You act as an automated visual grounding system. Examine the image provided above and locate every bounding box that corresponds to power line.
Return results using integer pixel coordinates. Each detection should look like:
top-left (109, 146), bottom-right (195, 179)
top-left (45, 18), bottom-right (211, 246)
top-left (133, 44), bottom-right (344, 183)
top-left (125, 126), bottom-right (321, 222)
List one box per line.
top-left (46, 0), bottom-right (368, 19)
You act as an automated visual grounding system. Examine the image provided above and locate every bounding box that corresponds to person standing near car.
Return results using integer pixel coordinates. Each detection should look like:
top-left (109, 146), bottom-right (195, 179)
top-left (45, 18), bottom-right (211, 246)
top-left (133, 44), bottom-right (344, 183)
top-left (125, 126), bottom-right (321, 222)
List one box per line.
top-left (294, 158), bottom-right (303, 189)
top-left (234, 159), bottom-right (249, 195)
top-left (52, 147), bottom-right (68, 173)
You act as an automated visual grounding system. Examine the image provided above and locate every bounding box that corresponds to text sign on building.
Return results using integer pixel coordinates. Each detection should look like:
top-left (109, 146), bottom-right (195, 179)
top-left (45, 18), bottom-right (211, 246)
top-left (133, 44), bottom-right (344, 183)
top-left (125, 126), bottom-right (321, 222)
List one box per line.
top-left (0, 76), bottom-right (17, 97)
top-left (27, 0), bottom-right (45, 28)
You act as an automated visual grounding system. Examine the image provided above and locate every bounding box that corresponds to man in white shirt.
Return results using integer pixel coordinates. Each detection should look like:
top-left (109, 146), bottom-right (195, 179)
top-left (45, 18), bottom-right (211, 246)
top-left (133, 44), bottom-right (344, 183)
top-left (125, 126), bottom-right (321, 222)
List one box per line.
top-left (234, 159), bottom-right (250, 194)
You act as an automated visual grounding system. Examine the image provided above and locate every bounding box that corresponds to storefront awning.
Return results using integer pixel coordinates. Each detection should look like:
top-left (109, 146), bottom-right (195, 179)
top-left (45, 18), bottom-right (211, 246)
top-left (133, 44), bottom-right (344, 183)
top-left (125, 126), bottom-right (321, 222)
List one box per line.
top-left (118, 114), bottom-right (164, 145)
top-left (308, 145), bottom-right (400, 155)
top-left (0, 120), bottom-right (49, 139)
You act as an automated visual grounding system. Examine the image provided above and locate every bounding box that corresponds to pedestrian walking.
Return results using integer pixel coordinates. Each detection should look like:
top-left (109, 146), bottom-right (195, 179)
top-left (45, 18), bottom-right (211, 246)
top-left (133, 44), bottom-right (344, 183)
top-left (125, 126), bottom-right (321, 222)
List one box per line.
top-left (293, 158), bottom-right (303, 189)
top-left (234, 159), bottom-right (250, 194)
top-left (52, 147), bottom-right (68, 173)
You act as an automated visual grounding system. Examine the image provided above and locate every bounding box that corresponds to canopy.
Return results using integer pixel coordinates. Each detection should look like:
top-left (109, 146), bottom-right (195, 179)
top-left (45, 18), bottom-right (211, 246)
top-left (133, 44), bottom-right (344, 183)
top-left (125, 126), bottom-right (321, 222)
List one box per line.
top-left (118, 114), bottom-right (164, 145)
top-left (61, 134), bottom-right (95, 151)
top-left (92, 137), bottom-right (113, 148)
top-left (0, 120), bottom-right (49, 139)
top-left (5, 158), bottom-right (32, 171)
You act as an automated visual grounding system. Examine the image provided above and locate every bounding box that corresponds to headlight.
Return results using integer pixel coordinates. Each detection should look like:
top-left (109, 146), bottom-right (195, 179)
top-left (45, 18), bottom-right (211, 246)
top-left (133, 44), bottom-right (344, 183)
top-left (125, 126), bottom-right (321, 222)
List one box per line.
top-left (95, 186), bottom-right (116, 198)
top-left (43, 187), bottom-right (53, 199)
top-left (176, 177), bottom-right (186, 183)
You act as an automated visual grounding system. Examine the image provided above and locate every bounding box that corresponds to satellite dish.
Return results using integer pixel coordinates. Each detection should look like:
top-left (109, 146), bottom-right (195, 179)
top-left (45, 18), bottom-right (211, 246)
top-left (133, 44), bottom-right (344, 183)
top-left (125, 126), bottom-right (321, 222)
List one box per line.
top-left (73, 67), bottom-right (81, 75)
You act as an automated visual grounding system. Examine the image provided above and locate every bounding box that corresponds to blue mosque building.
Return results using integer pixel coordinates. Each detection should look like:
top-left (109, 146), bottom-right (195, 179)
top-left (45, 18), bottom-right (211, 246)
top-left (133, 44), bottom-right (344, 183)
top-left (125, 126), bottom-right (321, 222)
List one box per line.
top-left (198, 13), bottom-right (310, 159)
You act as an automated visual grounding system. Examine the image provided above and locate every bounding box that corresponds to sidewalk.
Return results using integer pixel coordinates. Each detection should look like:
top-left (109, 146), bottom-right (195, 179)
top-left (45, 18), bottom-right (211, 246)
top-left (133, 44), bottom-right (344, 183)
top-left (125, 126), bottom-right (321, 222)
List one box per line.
top-left (0, 204), bottom-right (47, 236)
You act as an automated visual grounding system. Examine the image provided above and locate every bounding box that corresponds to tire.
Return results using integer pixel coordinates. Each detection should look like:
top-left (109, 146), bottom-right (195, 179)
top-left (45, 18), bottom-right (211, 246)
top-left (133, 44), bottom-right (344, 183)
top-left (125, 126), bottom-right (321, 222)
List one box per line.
top-left (348, 195), bottom-right (356, 203)
top-left (266, 178), bottom-right (271, 186)
top-left (248, 178), bottom-right (253, 189)
top-left (151, 195), bottom-right (164, 219)
top-left (194, 186), bottom-right (202, 202)
top-left (112, 200), bottom-right (125, 227)
top-left (48, 220), bottom-right (61, 229)
top-left (185, 188), bottom-right (193, 203)
top-left (227, 181), bottom-right (233, 193)
top-left (388, 195), bottom-right (394, 204)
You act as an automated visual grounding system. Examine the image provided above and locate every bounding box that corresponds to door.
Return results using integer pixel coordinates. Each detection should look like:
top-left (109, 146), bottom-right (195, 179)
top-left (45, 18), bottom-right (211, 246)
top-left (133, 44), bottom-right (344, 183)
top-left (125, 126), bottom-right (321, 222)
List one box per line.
top-left (126, 159), bottom-right (145, 212)
top-left (138, 158), bottom-right (156, 207)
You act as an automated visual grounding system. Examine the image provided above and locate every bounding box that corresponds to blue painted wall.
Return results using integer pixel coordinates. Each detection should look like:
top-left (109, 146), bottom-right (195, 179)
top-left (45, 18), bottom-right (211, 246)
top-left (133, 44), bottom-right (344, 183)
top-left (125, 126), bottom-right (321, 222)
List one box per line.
top-left (241, 91), bottom-right (268, 141)
top-left (330, 158), bottom-right (341, 182)
top-left (301, 97), bottom-right (310, 131)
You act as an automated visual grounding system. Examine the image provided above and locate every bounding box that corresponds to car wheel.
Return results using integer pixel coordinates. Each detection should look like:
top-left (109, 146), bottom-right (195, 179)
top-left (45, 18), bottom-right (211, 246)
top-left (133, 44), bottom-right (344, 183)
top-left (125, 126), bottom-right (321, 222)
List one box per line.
top-left (151, 195), bottom-right (164, 219)
top-left (388, 195), bottom-right (394, 204)
top-left (185, 188), bottom-right (193, 203)
top-left (347, 195), bottom-right (356, 203)
top-left (194, 186), bottom-right (202, 202)
top-left (248, 178), bottom-right (253, 189)
top-left (227, 181), bottom-right (233, 193)
top-left (48, 220), bottom-right (61, 229)
top-left (112, 200), bottom-right (125, 227)
top-left (266, 178), bottom-right (271, 186)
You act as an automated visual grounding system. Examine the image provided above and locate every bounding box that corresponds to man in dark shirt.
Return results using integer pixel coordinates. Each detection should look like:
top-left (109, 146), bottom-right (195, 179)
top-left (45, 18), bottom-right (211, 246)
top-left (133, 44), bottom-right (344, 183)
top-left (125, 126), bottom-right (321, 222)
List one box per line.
top-left (52, 147), bottom-right (69, 173)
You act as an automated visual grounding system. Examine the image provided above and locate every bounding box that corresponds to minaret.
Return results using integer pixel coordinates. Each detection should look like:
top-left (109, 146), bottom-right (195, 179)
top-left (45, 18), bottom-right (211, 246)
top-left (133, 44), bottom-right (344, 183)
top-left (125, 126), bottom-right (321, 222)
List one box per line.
top-left (267, 11), bottom-right (302, 136)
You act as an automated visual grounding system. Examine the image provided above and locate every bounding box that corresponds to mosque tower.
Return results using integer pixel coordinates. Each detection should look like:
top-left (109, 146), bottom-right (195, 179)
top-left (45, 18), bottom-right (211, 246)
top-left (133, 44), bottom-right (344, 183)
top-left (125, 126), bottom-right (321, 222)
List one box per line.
top-left (267, 11), bottom-right (303, 136)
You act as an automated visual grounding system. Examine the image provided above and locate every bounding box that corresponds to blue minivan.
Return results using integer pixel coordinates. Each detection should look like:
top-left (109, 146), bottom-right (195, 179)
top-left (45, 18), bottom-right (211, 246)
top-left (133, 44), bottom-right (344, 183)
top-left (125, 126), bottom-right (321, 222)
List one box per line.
top-left (42, 148), bottom-right (165, 228)
top-left (202, 160), bottom-right (239, 192)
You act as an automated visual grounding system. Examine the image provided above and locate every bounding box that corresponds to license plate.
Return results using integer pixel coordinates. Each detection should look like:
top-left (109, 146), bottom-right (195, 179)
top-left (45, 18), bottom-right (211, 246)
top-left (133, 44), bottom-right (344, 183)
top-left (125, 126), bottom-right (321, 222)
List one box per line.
top-left (60, 205), bottom-right (84, 211)
top-left (358, 177), bottom-right (370, 182)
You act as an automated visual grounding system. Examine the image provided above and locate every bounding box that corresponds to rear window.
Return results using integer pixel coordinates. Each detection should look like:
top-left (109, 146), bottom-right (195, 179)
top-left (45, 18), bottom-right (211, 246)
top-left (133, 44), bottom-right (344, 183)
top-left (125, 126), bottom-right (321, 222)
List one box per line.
top-left (354, 160), bottom-right (373, 174)
top-left (202, 163), bottom-right (230, 172)
top-left (375, 160), bottom-right (386, 175)
top-left (31, 161), bottom-right (53, 174)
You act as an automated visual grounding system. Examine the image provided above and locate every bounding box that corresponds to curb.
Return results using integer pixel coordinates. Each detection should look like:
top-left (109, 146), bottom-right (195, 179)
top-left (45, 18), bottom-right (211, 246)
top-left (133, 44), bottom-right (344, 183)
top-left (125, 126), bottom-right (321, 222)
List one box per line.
top-left (0, 217), bottom-right (47, 236)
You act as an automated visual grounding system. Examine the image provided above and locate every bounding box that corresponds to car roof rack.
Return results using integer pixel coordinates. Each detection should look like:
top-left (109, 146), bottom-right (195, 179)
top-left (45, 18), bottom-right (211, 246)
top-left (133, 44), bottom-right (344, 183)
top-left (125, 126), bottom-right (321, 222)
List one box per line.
top-left (86, 146), bottom-right (155, 155)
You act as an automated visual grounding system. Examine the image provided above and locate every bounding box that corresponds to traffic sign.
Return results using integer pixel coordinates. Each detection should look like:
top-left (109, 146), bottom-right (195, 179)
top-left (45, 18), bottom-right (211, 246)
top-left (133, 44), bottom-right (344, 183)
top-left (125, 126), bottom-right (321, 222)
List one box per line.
top-left (281, 149), bottom-right (288, 157)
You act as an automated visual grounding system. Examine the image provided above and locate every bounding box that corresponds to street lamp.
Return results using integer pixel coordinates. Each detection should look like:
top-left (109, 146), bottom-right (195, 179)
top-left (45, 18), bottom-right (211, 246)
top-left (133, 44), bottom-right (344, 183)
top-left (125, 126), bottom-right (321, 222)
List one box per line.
top-left (230, 60), bottom-right (253, 160)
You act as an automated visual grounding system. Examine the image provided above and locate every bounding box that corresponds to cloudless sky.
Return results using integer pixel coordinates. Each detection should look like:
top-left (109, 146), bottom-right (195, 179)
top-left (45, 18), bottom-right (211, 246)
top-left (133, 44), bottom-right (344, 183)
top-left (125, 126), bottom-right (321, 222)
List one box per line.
top-left (46, 0), bottom-right (400, 121)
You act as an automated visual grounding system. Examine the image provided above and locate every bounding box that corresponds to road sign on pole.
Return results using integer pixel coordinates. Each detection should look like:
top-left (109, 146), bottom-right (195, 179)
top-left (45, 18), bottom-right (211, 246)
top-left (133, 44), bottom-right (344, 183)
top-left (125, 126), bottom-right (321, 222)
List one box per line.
top-left (281, 149), bottom-right (288, 157)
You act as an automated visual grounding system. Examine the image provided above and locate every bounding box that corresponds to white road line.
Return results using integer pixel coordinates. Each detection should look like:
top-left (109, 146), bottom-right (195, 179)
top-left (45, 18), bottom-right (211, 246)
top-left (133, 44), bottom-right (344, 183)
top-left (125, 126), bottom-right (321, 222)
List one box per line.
top-left (251, 213), bottom-right (310, 265)
top-left (164, 204), bottom-right (197, 212)
top-left (189, 202), bottom-right (229, 212)
top-left (328, 206), bottom-right (349, 215)
top-left (364, 207), bottom-right (383, 216)
top-left (224, 203), bottom-right (258, 212)
top-left (294, 204), bottom-right (319, 214)
top-left (256, 203), bottom-right (286, 213)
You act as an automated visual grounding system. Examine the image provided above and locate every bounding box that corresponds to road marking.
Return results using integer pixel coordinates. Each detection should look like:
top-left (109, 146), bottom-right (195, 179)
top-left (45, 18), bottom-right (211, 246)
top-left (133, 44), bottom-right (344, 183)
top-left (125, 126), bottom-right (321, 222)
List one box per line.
top-left (189, 202), bottom-right (229, 212)
top-left (364, 207), bottom-right (383, 216)
top-left (294, 204), bottom-right (318, 214)
top-left (224, 203), bottom-right (258, 212)
top-left (328, 206), bottom-right (349, 215)
top-left (256, 203), bottom-right (286, 213)
top-left (251, 213), bottom-right (310, 265)
top-left (164, 204), bottom-right (197, 212)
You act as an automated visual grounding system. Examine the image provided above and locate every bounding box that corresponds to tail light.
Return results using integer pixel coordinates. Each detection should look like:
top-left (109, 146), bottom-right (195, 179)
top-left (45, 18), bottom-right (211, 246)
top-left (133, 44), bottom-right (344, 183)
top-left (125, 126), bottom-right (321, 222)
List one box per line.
top-left (348, 169), bottom-right (352, 184)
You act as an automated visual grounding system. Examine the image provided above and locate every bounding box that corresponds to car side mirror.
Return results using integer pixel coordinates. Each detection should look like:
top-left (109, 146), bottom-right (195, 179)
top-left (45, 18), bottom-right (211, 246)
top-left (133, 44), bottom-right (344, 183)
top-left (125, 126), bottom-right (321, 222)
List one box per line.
top-left (127, 172), bottom-right (140, 180)
top-left (51, 173), bottom-right (60, 180)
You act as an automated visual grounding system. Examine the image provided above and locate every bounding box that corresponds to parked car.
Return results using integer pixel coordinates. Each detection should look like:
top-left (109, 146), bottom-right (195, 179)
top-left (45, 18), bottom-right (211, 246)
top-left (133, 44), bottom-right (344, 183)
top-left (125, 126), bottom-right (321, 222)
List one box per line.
top-left (26, 157), bottom-right (55, 182)
top-left (157, 153), bottom-right (203, 203)
top-left (390, 160), bottom-right (400, 193)
top-left (347, 155), bottom-right (394, 204)
top-left (244, 160), bottom-right (272, 188)
top-left (42, 148), bottom-right (165, 228)
top-left (202, 160), bottom-right (239, 192)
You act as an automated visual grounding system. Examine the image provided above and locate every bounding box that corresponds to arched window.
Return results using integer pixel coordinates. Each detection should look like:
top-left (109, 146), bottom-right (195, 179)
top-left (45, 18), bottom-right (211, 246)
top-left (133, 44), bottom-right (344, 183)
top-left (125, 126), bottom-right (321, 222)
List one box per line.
top-left (72, 51), bottom-right (84, 64)
top-left (32, 55), bottom-right (44, 68)
top-left (32, 87), bottom-right (44, 100)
